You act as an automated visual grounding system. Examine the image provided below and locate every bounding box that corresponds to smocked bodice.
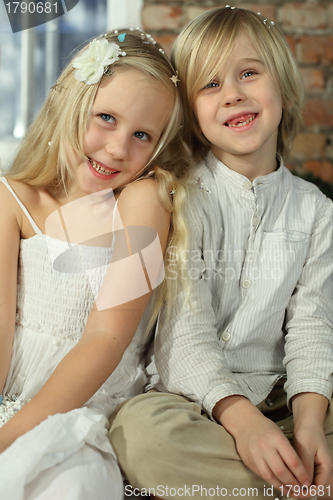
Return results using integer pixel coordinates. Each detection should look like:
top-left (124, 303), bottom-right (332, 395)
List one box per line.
top-left (5, 233), bottom-right (148, 417)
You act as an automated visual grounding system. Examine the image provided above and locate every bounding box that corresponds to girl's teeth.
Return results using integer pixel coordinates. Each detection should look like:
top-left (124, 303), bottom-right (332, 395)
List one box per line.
top-left (89, 159), bottom-right (116, 175)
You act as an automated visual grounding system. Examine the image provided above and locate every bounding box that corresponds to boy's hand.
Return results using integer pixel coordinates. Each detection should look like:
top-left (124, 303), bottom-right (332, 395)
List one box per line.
top-left (213, 396), bottom-right (312, 497)
top-left (293, 423), bottom-right (332, 496)
top-left (292, 393), bottom-right (333, 497)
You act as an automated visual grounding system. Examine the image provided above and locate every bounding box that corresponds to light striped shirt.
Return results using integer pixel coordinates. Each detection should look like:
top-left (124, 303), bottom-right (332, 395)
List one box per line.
top-left (147, 151), bottom-right (333, 417)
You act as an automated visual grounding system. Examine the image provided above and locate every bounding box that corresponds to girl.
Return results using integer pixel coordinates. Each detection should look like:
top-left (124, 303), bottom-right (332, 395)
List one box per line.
top-left (0, 28), bottom-right (189, 499)
top-left (109, 8), bottom-right (333, 500)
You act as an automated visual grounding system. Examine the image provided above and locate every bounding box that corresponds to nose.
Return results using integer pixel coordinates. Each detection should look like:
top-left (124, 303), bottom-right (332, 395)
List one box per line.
top-left (222, 79), bottom-right (246, 107)
top-left (105, 132), bottom-right (129, 160)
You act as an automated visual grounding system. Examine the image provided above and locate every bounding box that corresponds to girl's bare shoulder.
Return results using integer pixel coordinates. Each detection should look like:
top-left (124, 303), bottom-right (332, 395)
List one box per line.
top-left (0, 179), bottom-right (51, 237)
top-left (0, 178), bottom-right (41, 206)
top-left (117, 179), bottom-right (170, 240)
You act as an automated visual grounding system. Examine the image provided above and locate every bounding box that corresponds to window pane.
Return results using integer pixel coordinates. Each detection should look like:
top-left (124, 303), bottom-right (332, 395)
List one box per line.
top-left (0, 0), bottom-right (107, 143)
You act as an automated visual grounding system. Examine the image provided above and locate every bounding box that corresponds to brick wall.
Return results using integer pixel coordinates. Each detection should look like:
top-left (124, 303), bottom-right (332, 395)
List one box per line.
top-left (142, 0), bottom-right (333, 183)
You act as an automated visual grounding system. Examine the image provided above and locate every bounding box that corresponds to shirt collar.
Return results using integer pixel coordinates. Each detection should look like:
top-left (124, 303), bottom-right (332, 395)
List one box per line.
top-left (205, 151), bottom-right (285, 192)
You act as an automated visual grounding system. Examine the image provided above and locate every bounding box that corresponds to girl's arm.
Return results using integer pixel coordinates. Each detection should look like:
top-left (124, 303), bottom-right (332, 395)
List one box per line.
top-left (0, 183), bottom-right (21, 393)
top-left (0, 179), bottom-right (170, 451)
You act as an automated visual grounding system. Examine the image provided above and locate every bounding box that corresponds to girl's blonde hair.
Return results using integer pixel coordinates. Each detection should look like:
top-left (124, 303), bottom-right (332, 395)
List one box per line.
top-left (171, 7), bottom-right (305, 161)
top-left (8, 29), bottom-right (192, 331)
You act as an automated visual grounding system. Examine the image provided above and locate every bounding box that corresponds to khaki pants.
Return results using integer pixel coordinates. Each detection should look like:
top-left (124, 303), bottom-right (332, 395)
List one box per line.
top-left (109, 386), bottom-right (333, 500)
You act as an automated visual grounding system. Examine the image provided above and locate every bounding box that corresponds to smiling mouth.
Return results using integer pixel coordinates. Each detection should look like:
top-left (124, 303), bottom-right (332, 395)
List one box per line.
top-left (225, 113), bottom-right (257, 128)
top-left (88, 158), bottom-right (117, 176)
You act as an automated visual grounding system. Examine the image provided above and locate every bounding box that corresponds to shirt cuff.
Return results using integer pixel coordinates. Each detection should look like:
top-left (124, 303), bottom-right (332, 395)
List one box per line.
top-left (203, 384), bottom-right (246, 419)
top-left (286, 378), bottom-right (333, 410)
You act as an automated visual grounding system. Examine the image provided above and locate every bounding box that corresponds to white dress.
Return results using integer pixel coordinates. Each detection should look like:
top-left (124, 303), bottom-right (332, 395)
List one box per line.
top-left (0, 178), bottom-right (149, 500)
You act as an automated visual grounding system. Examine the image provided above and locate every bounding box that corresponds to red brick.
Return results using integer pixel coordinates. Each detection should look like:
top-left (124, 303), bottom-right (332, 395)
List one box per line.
top-left (236, 4), bottom-right (276, 21)
top-left (291, 133), bottom-right (326, 160)
top-left (281, 4), bottom-right (327, 29)
top-left (182, 6), bottom-right (211, 26)
top-left (303, 160), bottom-right (333, 183)
top-left (300, 68), bottom-right (326, 92)
top-left (142, 5), bottom-right (183, 31)
top-left (303, 101), bottom-right (333, 127)
top-left (297, 36), bottom-right (333, 65)
top-left (154, 35), bottom-right (177, 57)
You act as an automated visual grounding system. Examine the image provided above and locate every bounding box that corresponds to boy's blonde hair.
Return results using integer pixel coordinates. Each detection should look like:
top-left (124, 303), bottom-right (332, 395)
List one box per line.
top-left (171, 7), bottom-right (305, 161)
top-left (9, 29), bottom-right (192, 330)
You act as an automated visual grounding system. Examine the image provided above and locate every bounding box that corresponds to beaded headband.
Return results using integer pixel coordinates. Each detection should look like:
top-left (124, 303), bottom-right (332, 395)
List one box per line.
top-left (72, 27), bottom-right (180, 87)
top-left (225, 5), bottom-right (275, 29)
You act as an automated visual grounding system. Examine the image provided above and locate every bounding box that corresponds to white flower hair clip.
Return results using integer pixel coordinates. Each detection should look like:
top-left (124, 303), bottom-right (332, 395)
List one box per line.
top-left (72, 38), bottom-right (126, 85)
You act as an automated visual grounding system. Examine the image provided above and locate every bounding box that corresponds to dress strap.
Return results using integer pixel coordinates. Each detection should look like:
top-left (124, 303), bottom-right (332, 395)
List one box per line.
top-left (0, 177), bottom-right (43, 235)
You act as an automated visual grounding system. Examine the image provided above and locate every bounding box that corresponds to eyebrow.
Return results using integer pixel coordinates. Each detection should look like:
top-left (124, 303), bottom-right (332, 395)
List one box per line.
top-left (240, 58), bottom-right (265, 66)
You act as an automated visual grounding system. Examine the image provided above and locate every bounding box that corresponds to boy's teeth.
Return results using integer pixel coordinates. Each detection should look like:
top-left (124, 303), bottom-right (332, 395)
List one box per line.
top-left (89, 159), bottom-right (116, 175)
top-left (226, 114), bottom-right (256, 128)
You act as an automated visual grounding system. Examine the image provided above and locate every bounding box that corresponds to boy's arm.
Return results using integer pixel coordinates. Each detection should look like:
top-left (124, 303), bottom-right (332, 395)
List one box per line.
top-left (284, 196), bottom-right (333, 405)
top-left (292, 393), bottom-right (333, 490)
top-left (282, 195), bottom-right (333, 494)
top-left (213, 395), bottom-right (312, 496)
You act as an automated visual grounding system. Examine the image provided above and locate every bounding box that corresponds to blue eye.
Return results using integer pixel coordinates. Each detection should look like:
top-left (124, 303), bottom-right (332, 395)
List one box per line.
top-left (134, 131), bottom-right (149, 141)
top-left (241, 70), bottom-right (256, 79)
top-left (203, 82), bottom-right (219, 89)
top-left (100, 113), bottom-right (116, 124)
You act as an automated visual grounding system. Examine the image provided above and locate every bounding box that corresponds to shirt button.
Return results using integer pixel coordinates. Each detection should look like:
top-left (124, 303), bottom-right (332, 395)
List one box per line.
top-left (242, 279), bottom-right (251, 289)
top-left (252, 216), bottom-right (260, 226)
top-left (221, 331), bottom-right (231, 342)
top-left (265, 398), bottom-right (274, 407)
top-left (243, 181), bottom-right (252, 190)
